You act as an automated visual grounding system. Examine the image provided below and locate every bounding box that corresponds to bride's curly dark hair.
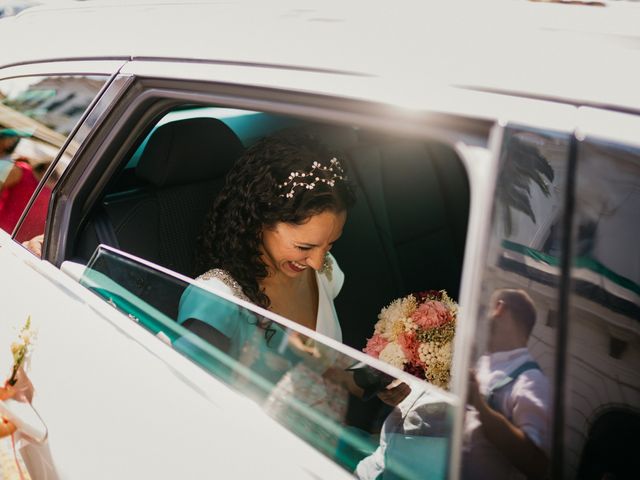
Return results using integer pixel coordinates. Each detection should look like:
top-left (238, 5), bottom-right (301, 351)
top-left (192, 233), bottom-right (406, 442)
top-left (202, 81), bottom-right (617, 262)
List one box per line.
top-left (194, 133), bottom-right (356, 308)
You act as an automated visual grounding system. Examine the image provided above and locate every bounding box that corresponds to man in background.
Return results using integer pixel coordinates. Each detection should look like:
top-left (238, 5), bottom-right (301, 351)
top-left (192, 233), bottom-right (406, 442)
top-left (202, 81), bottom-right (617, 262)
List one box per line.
top-left (463, 288), bottom-right (551, 480)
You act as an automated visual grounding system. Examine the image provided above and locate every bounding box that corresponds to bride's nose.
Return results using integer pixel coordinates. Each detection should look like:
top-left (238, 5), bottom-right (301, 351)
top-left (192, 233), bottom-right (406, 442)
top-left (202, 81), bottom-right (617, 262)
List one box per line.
top-left (307, 249), bottom-right (325, 271)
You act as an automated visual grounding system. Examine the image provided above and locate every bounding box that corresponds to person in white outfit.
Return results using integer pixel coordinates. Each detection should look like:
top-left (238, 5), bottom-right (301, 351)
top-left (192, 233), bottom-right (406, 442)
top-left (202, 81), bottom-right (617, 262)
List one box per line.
top-left (463, 288), bottom-right (551, 480)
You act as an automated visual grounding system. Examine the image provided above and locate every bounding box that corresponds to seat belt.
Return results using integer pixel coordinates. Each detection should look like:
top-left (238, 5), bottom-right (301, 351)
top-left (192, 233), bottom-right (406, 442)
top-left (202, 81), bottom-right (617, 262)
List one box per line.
top-left (486, 361), bottom-right (540, 412)
top-left (94, 208), bottom-right (120, 249)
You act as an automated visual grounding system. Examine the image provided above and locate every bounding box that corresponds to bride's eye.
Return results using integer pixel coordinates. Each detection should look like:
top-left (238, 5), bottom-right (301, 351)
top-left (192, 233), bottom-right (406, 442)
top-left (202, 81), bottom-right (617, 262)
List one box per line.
top-left (296, 245), bottom-right (312, 251)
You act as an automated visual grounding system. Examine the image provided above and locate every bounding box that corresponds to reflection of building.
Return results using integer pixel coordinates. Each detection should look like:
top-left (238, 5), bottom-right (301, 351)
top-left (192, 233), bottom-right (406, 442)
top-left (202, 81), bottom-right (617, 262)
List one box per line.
top-left (484, 131), bottom-right (640, 478)
top-left (3, 76), bottom-right (103, 135)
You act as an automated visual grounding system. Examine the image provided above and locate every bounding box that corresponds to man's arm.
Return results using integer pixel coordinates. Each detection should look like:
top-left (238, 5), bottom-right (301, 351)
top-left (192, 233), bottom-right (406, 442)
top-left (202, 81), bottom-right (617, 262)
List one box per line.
top-left (468, 372), bottom-right (549, 479)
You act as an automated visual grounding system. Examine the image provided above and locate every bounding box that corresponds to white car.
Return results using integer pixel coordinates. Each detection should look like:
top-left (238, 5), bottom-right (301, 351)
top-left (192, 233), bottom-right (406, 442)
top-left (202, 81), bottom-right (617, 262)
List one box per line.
top-left (0, 1), bottom-right (638, 479)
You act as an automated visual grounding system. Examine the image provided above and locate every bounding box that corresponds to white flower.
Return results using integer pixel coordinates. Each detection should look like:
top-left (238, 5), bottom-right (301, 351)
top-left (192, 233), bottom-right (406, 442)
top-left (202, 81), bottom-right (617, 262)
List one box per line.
top-left (375, 295), bottom-right (417, 340)
top-left (437, 341), bottom-right (453, 365)
top-left (403, 317), bottom-right (418, 333)
top-left (419, 341), bottom-right (453, 366)
top-left (20, 328), bottom-right (36, 346)
top-left (379, 342), bottom-right (407, 370)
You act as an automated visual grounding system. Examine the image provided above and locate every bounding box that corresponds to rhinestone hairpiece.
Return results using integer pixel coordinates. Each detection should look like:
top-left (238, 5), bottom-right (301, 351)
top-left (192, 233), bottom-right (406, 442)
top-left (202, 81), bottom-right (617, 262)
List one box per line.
top-left (278, 157), bottom-right (345, 199)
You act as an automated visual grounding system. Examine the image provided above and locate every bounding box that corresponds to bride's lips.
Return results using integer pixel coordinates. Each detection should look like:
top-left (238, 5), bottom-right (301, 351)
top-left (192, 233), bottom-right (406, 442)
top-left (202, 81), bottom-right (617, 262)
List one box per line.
top-left (287, 261), bottom-right (307, 273)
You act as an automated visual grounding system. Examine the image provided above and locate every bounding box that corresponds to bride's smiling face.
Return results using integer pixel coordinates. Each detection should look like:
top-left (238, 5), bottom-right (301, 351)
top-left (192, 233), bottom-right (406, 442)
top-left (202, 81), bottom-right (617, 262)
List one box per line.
top-left (261, 210), bottom-right (347, 278)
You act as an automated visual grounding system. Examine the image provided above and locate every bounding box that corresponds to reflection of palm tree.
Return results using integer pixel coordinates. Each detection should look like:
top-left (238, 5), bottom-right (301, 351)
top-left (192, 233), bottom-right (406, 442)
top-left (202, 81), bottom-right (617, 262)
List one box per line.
top-left (497, 133), bottom-right (555, 235)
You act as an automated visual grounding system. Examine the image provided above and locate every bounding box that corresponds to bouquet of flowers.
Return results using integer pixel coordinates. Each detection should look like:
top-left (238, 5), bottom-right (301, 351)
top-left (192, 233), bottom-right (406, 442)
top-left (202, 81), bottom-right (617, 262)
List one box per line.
top-left (364, 290), bottom-right (457, 389)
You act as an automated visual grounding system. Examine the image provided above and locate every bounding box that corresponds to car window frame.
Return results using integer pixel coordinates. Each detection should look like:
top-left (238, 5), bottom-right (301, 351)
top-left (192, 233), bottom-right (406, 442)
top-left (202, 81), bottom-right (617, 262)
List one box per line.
top-left (0, 60), bottom-right (127, 244)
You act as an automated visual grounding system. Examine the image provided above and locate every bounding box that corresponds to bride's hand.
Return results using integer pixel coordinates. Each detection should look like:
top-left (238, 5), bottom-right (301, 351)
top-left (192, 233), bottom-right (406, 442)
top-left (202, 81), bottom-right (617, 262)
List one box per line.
top-left (377, 380), bottom-right (411, 406)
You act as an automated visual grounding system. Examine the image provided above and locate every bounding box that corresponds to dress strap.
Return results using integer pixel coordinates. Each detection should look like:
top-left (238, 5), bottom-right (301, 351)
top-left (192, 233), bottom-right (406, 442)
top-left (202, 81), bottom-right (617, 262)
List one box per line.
top-left (196, 268), bottom-right (250, 302)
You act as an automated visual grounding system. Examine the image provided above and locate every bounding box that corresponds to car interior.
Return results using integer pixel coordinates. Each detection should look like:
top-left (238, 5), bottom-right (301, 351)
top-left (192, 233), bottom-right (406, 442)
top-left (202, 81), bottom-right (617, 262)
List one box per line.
top-left (73, 105), bottom-right (470, 353)
top-left (68, 104), bottom-right (471, 466)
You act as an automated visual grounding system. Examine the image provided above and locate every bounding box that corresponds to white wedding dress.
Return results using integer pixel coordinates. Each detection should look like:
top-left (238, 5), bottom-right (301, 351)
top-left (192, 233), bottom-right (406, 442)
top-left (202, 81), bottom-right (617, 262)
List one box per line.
top-left (176, 253), bottom-right (349, 440)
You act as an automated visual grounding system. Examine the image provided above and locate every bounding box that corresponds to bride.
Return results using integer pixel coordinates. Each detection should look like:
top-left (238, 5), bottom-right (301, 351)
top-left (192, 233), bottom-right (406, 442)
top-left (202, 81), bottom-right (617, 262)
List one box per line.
top-left (176, 133), bottom-right (356, 434)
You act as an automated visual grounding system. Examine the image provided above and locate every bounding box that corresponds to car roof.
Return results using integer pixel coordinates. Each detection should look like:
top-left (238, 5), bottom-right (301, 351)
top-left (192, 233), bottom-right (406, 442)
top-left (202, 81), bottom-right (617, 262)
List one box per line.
top-left (2, 0), bottom-right (640, 114)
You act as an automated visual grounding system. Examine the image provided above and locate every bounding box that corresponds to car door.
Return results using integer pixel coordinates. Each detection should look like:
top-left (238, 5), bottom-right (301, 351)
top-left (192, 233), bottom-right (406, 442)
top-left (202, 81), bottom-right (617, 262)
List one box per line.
top-left (12, 60), bottom-right (489, 478)
top-left (1, 232), bottom-right (359, 479)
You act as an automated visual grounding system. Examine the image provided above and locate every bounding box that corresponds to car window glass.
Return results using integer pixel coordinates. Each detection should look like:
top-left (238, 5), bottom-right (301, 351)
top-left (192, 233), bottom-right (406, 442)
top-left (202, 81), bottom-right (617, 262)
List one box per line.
top-left (568, 138), bottom-right (640, 479)
top-left (80, 245), bottom-right (457, 478)
top-left (0, 74), bottom-right (107, 248)
top-left (465, 126), bottom-right (572, 479)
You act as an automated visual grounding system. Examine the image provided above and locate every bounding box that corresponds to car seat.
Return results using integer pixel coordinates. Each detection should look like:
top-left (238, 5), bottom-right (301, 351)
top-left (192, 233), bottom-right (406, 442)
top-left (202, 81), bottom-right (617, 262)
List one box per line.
top-left (77, 116), bottom-right (244, 278)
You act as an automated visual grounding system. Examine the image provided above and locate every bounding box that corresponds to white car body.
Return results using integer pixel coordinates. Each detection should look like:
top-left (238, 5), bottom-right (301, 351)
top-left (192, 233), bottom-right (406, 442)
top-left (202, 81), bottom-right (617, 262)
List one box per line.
top-left (0, 1), bottom-right (639, 479)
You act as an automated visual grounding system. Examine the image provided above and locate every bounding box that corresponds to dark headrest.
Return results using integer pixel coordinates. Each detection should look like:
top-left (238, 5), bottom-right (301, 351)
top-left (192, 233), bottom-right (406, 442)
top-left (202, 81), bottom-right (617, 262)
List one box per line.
top-left (136, 117), bottom-right (244, 187)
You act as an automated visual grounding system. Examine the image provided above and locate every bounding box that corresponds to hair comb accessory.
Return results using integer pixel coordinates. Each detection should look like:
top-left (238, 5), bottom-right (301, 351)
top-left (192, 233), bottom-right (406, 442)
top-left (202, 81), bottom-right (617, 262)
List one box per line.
top-left (278, 157), bottom-right (345, 199)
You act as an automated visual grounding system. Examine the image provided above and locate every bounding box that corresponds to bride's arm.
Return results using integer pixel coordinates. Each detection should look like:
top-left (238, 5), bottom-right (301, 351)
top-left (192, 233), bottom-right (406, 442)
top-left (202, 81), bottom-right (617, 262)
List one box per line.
top-left (180, 318), bottom-right (231, 353)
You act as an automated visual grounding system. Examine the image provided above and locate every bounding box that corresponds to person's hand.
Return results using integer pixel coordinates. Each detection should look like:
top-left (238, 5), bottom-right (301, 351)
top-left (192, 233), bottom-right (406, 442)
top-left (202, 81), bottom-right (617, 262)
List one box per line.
top-left (22, 234), bottom-right (44, 257)
top-left (377, 380), bottom-right (411, 406)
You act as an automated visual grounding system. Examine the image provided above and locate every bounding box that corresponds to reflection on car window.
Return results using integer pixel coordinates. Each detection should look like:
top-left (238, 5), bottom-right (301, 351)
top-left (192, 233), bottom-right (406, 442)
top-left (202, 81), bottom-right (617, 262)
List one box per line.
top-left (465, 127), bottom-right (571, 479)
top-left (569, 139), bottom-right (640, 479)
top-left (0, 75), bottom-right (107, 249)
top-left (80, 246), bottom-right (457, 478)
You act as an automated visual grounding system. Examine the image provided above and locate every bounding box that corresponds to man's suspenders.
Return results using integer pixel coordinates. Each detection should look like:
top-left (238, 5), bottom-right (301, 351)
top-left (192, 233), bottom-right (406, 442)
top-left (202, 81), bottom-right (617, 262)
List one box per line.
top-left (486, 361), bottom-right (540, 412)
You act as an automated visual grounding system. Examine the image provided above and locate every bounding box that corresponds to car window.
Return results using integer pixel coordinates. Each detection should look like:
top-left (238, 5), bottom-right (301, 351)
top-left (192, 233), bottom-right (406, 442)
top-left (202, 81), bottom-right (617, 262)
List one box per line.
top-left (568, 134), bottom-right (640, 479)
top-left (80, 245), bottom-right (457, 478)
top-left (0, 74), bottom-right (107, 250)
top-left (466, 125), bottom-right (572, 479)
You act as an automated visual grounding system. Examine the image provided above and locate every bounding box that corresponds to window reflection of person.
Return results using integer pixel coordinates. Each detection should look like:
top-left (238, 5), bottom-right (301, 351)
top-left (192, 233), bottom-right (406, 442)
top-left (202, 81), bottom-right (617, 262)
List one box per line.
top-left (0, 129), bottom-right (24, 194)
top-left (463, 289), bottom-right (551, 480)
top-left (0, 130), bottom-right (53, 238)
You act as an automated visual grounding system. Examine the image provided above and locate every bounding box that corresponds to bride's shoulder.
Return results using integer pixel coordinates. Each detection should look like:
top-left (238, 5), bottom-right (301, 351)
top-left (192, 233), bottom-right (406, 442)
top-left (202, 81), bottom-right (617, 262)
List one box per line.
top-left (196, 268), bottom-right (249, 301)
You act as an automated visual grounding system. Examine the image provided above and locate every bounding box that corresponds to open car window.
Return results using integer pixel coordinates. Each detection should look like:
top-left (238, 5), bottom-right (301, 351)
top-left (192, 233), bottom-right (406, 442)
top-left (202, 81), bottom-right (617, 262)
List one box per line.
top-left (79, 245), bottom-right (457, 478)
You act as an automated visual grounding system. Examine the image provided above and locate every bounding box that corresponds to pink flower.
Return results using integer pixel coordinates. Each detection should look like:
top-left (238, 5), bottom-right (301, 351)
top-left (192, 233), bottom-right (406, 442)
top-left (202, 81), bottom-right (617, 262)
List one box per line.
top-left (411, 300), bottom-right (451, 329)
top-left (363, 334), bottom-right (389, 358)
top-left (397, 331), bottom-right (421, 366)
